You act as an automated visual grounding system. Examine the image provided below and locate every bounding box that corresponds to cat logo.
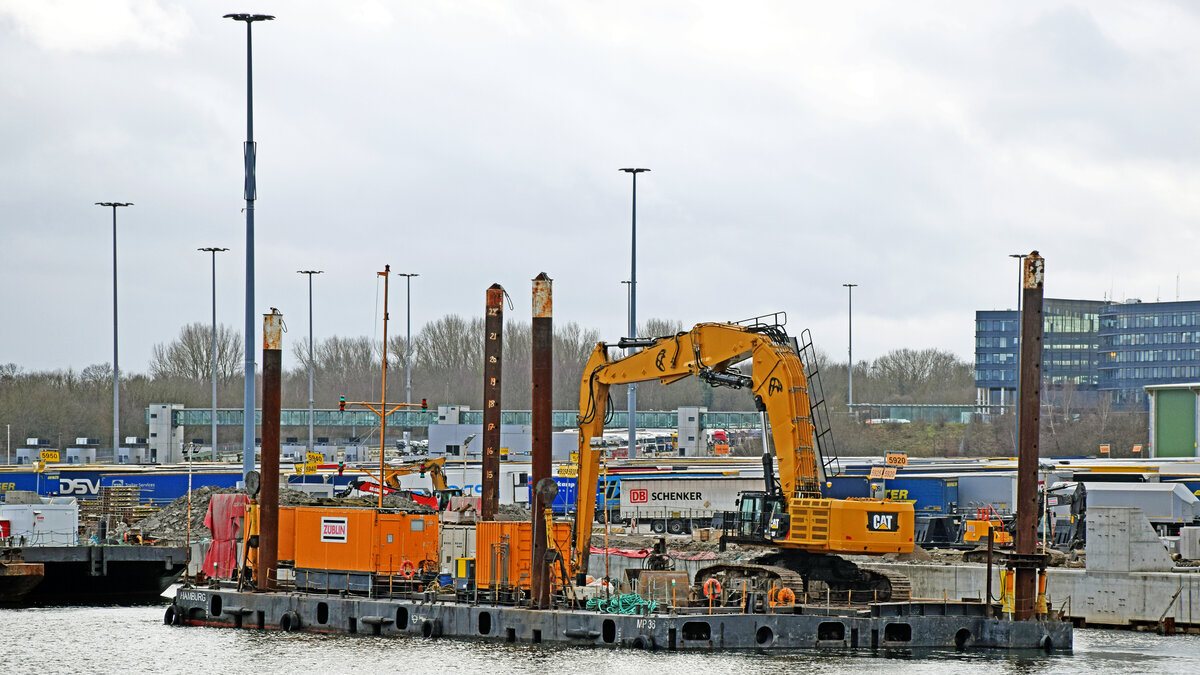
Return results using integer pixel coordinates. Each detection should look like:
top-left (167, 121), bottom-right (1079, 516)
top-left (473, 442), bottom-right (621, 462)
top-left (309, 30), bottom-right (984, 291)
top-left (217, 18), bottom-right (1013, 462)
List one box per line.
top-left (867, 511), bottom-right (898, 532)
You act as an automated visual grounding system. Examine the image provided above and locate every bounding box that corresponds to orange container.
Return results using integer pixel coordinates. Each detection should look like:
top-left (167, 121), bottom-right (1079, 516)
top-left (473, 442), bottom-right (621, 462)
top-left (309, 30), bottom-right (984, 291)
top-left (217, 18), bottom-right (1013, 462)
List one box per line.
top-left (475, 520), bottom-right (573, 590)
top-left (291, 506), bottom-right (439, 574)
top-left (277, 506), bottom-right (296, 562)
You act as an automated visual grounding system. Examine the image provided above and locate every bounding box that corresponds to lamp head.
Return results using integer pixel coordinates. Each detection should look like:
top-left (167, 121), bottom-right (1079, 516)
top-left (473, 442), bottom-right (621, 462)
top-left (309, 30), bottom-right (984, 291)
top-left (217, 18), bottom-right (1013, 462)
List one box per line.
top-left (224, 13), bottom-right (275, 22)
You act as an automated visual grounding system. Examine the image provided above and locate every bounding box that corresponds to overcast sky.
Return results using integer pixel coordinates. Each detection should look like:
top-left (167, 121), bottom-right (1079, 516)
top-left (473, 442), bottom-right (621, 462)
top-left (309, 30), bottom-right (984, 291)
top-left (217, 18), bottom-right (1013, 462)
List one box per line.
top-left (3, 1), bottom-right (1199, 375)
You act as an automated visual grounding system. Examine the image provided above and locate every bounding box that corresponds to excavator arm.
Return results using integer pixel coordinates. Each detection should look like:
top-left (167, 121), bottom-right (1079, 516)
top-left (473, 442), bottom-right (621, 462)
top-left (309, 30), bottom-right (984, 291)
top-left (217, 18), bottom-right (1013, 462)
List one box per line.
top-left (363, 457), bottom-right (449, 492)
top-left (572, 321), bottom-right (825, 579)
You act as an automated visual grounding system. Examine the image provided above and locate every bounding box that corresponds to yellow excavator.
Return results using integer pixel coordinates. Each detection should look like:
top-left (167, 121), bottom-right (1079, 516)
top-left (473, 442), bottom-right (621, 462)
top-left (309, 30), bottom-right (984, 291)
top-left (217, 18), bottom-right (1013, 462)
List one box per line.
top-left (572, 316), bottom-right (914, 600)
top-left (353, 457), bottom-right (462, 510)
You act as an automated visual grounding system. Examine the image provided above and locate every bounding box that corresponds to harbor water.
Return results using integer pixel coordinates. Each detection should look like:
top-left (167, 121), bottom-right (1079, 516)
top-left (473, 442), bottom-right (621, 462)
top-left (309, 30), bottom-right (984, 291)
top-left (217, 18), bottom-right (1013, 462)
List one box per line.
top-left (2, 603), bottom-right (1199, 674)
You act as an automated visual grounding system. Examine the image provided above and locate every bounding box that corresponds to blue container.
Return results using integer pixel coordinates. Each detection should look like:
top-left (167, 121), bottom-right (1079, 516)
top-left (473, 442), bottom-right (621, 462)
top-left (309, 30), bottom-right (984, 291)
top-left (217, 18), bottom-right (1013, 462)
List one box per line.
top-left (882, 475), bottom-right (959, 514)
top-left (823, 476), bottom-right (870, 499)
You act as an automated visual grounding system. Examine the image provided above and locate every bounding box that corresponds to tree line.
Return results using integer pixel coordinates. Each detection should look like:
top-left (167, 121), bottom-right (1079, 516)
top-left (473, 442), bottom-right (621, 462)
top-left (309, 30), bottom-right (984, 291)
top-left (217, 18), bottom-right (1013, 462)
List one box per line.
top-left (0, 316), bottom-right (1145, 457)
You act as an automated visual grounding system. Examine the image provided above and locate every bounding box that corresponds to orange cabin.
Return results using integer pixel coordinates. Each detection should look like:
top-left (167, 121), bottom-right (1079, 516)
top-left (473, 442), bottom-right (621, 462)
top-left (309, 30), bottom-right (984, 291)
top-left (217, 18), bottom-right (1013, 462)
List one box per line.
top-left (475, 520), bottom-right (573, 590)
top-left (279, 506), bottom-right (439, 574)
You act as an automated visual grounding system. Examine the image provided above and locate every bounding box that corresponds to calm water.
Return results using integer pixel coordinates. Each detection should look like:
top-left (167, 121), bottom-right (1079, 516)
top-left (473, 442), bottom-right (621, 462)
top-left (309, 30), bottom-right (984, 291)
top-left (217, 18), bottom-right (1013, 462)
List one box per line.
top-left (1, 603), bottom-right (1199, 674)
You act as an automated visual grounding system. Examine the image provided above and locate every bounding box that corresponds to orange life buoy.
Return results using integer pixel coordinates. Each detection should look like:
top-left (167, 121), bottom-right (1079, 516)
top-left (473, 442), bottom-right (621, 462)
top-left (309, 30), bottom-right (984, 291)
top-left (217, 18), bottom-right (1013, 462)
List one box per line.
top-left (776, 587), bottom-right (795, 606)
top-left (703, 577), bottom-right (722, 599)
top-left (400, 559), bottom-right (416, 579)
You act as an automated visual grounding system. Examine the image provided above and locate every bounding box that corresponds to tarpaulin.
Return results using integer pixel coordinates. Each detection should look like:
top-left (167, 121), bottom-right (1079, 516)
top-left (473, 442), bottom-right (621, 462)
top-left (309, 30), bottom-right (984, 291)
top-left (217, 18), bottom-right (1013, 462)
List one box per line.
top-left (590, 546), bottom-right (652, 558)
top-left (588, 547), bottom-right (718, 561)
top-left (201, 493), bottom-right (249, 579)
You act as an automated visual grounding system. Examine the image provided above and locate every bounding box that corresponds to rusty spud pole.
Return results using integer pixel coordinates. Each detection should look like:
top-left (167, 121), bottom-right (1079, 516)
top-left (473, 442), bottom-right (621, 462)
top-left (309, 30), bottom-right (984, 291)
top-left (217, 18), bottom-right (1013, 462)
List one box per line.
top-left (482, 284), bottom-right (504, 521)
top-left (531, 273), bottom-right (553, 607)
top-left (257, 308), bottom-right (283, 591)
top-left (1012, 250), bottom-right (1044, 620)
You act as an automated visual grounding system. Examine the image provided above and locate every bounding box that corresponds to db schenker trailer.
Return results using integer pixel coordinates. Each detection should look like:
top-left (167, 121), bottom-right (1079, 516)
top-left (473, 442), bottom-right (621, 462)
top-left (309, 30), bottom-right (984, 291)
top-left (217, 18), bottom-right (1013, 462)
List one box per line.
top-left (618, 475), bottom-right (762, 534)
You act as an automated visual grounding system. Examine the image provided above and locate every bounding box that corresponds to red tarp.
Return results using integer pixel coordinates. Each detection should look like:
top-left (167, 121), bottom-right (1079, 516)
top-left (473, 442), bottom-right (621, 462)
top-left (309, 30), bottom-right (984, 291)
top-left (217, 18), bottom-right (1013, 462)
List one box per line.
top-left (588, 547), bottom-right (719, 561)
top-left (590, 547), bottom-right (651, 558)
top-left (201, 493), bottom-right (249, 579)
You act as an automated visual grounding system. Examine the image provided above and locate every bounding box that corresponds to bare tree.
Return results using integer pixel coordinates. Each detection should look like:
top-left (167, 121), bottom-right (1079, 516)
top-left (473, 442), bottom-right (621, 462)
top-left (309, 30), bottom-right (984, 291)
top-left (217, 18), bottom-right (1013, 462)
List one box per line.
top-left (149, 323), bottom-right (241, 381)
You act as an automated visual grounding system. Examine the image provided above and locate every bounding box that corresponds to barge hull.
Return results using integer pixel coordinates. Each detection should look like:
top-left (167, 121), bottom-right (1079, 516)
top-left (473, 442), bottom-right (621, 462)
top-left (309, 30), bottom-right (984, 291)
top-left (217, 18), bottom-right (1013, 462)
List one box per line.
top-left (171, 588), bottom-right (1071, 652)
top-left (19, 545), bottom-right (187, 603)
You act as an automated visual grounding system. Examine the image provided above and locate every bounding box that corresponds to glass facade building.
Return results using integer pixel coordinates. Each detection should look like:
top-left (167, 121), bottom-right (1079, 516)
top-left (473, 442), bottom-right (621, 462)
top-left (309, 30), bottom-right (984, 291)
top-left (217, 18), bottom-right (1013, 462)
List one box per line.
top-left (1098, 300), bottom-right (1200, 405)
top-left (974, 299), bottom-right (1103, 409)
top-left (976, 298), bottom-right (1200, 409)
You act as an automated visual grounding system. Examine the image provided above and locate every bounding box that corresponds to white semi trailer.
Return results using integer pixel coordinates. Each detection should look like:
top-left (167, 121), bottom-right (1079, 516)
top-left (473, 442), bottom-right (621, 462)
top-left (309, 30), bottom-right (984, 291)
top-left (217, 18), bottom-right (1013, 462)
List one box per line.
top-left (617, 475), bottom-right (763, 534)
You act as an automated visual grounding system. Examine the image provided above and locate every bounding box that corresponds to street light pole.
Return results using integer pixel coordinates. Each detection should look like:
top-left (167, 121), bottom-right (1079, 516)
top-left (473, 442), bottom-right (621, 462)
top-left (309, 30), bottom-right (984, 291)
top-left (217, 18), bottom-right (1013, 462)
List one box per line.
top-left (200, 247), bottom-right (229, 461)
top-left (297, 270), bottom-right (323, 455)
top-left (843, 283), bottom-right (857, 412)
top-left (96, 202), bottom-right (132, 459)
top-left (619, 167), bottom-right (649, 458)
top-left (1009, 253), bottom-right (1027, 449)
top-left (225, 12), bottom-right (274, 480)
top-left (397, 273), bottom-right (419, 447)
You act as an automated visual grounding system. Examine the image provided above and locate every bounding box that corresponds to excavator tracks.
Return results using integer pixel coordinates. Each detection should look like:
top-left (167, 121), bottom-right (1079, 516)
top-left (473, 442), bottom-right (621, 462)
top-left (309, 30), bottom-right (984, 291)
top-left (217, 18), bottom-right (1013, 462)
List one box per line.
top-left (693, 559), bottom-right (912, 606)
top-left (741, 551), bottom-right (913, 604)
top-left (693, 563), bottom-right (807, 595)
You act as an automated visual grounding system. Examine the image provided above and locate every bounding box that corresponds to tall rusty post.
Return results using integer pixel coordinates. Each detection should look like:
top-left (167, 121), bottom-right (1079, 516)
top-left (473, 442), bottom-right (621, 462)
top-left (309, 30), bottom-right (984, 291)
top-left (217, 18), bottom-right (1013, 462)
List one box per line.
top-left (482, 284), bottom-right (504, 521)
top-left (530, 273), bottom-right (553, 608)
top-left (1010, 251), bottom-right (1045, 620)
top-left (257, 308), bottom-right (283, 591)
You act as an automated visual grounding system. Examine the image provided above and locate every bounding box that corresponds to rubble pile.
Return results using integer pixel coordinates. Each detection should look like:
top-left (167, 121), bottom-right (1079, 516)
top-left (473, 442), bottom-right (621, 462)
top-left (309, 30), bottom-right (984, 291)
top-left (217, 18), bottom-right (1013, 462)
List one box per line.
top-left (137, 487), bottom-right (315, 543)
top-left (495, 503), bottom-right (531, 521)
top-left (138, 486), bottom-right (437, 544)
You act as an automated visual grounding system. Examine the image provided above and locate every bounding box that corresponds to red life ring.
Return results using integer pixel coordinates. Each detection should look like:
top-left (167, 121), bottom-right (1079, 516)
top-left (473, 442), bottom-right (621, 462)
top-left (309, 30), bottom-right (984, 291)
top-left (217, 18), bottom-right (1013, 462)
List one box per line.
top-left (400, 560), bottom-right (416, 579)
top-left (703, 577), bottom-right (722, 599)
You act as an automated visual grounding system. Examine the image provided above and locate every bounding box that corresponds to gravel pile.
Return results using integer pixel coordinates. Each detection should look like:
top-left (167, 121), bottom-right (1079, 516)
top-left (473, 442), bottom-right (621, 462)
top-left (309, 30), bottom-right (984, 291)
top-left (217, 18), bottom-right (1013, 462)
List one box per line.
top-left (495, 503), bottom-right (531, 521)
top-left (138, 486), bottom-right (435, 544)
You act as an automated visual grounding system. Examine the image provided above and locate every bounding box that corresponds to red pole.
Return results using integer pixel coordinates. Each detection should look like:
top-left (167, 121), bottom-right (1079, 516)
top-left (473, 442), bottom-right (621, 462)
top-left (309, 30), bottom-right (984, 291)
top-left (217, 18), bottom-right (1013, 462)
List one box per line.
top-left (482, 284), bottom-right (504, 521)
top-left (257, 309), bottom-right (282, 590)
top-left (1012, 251), bottom-right (1044, 620)
top-left (531, 273), bottom-right (553, 607)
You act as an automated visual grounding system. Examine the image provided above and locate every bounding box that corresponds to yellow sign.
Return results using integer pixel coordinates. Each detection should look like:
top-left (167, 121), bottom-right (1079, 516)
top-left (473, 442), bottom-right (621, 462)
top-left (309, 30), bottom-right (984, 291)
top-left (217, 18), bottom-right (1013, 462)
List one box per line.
top-left (885, 453), bottom-right (908, 467)
top-left (557, 464), bottom-right (578, 478)
top-left (294, 452), bottom-right (323, 474)
top-left (1132, 444), bottom-right (1143, 454)
top-left (569, 452), bottom-right (579, 464)
top-left (883, 467), bottom-right (897, 480)
top-left (1099, 444), bottom-right (1110, 455)
top-left (40, 450), bottom-right (60, 463)
top-left (869, 466), bottom-right (884, 479)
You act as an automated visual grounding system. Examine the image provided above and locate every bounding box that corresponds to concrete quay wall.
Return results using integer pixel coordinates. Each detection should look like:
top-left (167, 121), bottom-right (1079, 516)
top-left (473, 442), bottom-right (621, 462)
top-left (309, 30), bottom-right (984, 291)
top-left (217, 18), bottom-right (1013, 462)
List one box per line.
top-left (862, 562), bottom-right (1200, 629)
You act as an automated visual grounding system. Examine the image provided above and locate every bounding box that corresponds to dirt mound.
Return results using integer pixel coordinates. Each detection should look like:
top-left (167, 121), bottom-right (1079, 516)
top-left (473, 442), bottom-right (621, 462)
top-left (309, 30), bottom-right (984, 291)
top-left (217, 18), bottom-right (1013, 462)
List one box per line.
top-left (495, 503), bottom-right (531, 521)
top-left (138, 486), bottom-right (436, 544)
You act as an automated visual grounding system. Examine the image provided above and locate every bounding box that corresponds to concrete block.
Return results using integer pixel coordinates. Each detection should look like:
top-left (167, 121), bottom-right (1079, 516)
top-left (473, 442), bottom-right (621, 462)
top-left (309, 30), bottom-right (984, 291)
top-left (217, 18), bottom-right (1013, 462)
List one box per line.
top-left (1086, 507), bottom-right (1173, 573)
top-left (1181, 527), bottom-right (1200, 560)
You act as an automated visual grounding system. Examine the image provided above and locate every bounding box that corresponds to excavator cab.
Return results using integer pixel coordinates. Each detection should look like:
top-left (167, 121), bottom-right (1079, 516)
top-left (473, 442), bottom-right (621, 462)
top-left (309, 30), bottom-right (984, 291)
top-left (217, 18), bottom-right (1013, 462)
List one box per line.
top-left (722, 491), bottom-right (788, 543)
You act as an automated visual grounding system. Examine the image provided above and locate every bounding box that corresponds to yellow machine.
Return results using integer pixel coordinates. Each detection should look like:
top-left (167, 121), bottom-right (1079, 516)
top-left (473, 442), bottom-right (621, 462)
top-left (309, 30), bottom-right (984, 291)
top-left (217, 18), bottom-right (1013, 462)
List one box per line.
top-left (572, 317), bottom-right (914, 598)
top-left (358, 457), bottom-right (462, 509)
